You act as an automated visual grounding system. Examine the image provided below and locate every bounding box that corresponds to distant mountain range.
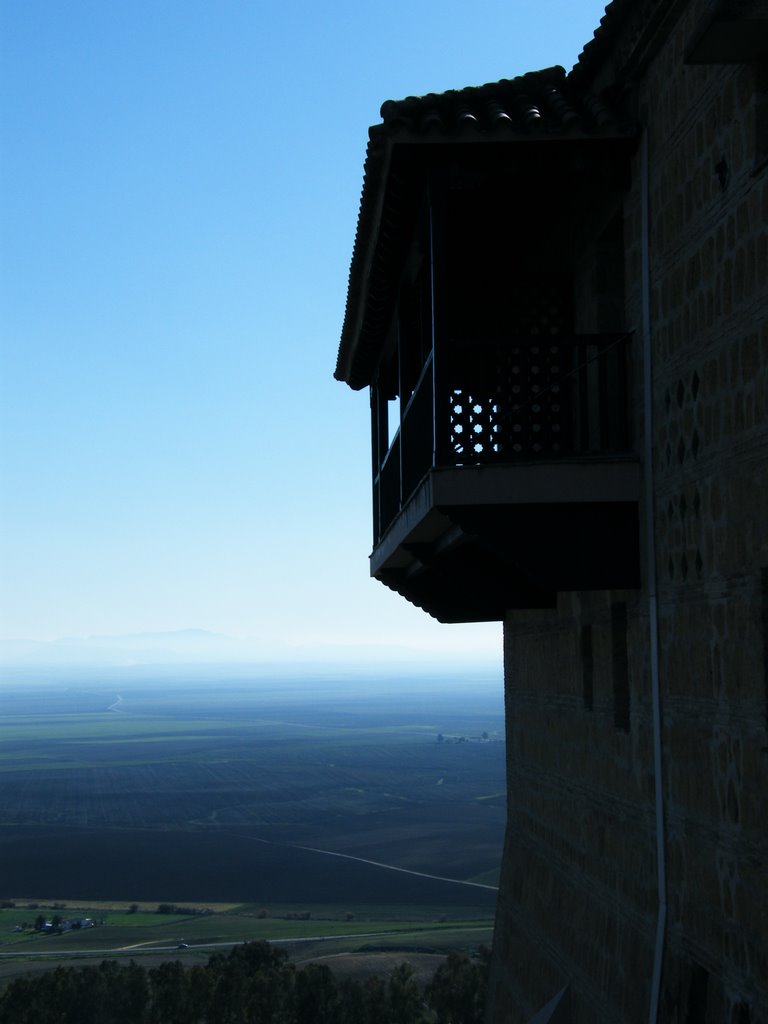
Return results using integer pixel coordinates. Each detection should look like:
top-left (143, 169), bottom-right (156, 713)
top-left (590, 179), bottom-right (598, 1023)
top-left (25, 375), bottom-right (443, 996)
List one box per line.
top-left (0, 629), bottom-right (243, 667)
top-left (0, 628), bottom-right (500, 673)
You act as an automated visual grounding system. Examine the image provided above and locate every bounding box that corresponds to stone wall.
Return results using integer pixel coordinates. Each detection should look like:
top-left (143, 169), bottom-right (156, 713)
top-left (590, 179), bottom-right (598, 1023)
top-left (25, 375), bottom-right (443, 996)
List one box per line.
top-left (489, 593), bottom-right (658, 1021)
top-left (643, 5), bottom-right (766, 1019)
top-left (488, 1), bottom-right (767, 1020)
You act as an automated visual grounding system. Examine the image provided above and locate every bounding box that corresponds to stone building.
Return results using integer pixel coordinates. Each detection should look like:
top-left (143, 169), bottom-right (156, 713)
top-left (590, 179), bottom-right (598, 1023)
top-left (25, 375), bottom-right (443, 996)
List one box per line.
top-left (335, 1), bottom-right (767, 1021)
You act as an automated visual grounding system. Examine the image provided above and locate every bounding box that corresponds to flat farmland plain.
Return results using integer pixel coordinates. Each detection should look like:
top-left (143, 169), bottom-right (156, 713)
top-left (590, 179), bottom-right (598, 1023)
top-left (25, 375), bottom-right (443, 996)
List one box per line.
top-left (0, 672), bottom-right (505, 908)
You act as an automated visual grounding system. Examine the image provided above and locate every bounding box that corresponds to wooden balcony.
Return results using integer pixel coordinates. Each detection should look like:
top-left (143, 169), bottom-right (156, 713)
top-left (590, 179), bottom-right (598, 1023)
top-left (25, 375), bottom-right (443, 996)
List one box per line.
top-left (370, 334), bottom-right (640, 622)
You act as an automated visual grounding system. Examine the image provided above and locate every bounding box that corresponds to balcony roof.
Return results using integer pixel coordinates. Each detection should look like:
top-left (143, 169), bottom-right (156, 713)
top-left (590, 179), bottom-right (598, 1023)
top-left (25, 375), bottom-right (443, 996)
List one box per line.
top-left (372, 65), bottom-right (624, 141)
top-left (335, 63), bottom-right (637, 391)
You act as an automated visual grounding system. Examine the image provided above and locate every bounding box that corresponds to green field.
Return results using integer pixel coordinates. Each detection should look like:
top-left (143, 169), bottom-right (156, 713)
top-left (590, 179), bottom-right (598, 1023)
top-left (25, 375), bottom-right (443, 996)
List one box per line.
top-left (0, 674), bottom-right (505, 907)
top-left (0, 900), bottom-right (495, 993)
top-left (0, 902), bottom-right (493, 953)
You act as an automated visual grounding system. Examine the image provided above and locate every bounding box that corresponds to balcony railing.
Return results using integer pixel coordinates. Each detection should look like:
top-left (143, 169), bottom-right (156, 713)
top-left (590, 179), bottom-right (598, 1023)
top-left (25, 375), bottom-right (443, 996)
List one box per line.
top-left (373, 333), bottom-right (632, 544)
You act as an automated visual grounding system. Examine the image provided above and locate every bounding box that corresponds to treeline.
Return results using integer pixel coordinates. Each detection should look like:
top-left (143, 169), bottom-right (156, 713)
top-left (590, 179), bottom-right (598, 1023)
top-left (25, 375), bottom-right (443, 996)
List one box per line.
top-left (0, 941), bottom-right (489, 1024)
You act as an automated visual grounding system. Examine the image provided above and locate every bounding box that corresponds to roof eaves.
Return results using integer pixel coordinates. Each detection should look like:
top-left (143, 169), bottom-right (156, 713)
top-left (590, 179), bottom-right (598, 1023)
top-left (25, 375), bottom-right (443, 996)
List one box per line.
top-left (336, 63), bottom-right (638, 389)
top-left (570, 1), bottom-right (635, 87)
top-left (335, 130), bottom-right (394, 389)
top-left (570, 0), bottom-right (697, 89)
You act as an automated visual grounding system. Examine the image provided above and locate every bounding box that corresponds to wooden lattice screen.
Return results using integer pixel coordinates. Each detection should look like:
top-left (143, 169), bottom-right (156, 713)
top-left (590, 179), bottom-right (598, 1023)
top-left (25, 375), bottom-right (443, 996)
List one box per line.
top-left (445, 277), bottom-right (573, 463)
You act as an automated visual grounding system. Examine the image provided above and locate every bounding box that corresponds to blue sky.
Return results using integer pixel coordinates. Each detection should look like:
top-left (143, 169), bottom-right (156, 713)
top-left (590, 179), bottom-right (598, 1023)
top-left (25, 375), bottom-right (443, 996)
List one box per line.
top-left (0, 0), bottom-right (609, 663)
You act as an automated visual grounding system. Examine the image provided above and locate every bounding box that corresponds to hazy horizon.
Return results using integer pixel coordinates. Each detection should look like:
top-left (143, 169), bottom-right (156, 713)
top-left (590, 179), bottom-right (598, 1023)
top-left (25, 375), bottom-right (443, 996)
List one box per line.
top-left (0, 626), bottom-right (504, 680)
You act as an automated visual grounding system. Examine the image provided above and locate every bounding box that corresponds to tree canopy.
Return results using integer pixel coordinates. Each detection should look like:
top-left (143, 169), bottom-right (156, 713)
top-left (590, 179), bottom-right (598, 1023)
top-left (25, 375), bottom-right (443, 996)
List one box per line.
top-left (0, 941), bottom-right (490, 1024)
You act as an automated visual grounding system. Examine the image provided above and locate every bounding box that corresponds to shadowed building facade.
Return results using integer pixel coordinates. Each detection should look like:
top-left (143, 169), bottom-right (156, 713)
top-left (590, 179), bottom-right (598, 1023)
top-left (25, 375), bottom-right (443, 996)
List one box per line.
top-left (335, 1), bottom-right (768, 1020)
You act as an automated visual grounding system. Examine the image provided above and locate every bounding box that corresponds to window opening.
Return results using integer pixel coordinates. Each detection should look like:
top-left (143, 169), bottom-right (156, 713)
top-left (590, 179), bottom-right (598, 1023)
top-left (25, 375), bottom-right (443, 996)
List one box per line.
top-left (611, 602), bottom-right (630, 731)
top-left (581, 624), bottom-right (594, 711)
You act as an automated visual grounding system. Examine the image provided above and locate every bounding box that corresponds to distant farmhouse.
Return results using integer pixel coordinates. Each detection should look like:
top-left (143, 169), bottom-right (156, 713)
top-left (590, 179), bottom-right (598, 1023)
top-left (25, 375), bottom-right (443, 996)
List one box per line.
top-left (335, 0), bottom-right (767, 1021)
